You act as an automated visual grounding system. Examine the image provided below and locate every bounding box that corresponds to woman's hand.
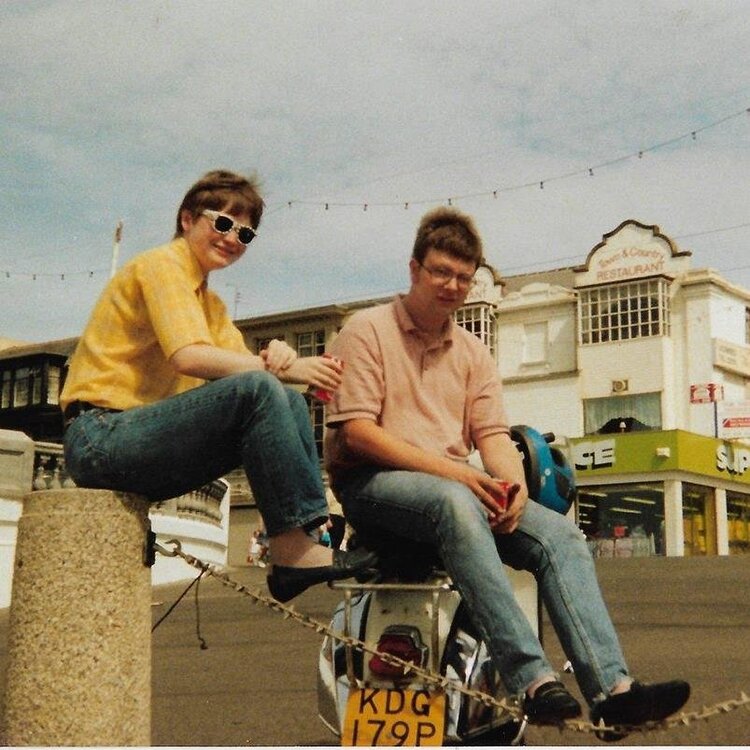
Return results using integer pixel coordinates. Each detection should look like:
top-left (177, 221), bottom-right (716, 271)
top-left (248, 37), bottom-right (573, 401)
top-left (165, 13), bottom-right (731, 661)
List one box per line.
top-left (277, 354), bottom-right (344, 391)
top-left (260, 339), bottom-right (297, 374)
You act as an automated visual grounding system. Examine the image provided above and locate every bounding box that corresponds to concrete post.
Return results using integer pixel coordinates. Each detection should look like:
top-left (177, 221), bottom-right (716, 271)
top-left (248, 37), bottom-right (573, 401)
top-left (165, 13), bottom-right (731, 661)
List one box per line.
top-left (1, 489), bottom-right (152, 746)
top-left (0, 430), bottom-right (35, 610)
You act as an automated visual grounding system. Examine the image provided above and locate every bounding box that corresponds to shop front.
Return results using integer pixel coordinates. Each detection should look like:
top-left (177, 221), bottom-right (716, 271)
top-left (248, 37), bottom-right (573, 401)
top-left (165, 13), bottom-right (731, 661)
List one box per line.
top-left (569, 430), bottom-right (750, 558)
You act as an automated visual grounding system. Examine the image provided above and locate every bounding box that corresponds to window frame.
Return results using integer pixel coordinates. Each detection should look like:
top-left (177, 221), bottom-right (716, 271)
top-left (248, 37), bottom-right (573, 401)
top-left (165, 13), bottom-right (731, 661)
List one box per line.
top-left (296, 329), bottom-right (326, 357)
top-left (454, 302), bottom-right (497, 359)
top-left (578, 277), bottom-right (671, 345)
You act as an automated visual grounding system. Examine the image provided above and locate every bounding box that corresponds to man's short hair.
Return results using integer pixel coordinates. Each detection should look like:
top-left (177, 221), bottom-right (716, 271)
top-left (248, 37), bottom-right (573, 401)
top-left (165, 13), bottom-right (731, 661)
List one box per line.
top-left (174, 170), bottom-right (265, 237)
top-left (412, 206), bottom-right (484, 267)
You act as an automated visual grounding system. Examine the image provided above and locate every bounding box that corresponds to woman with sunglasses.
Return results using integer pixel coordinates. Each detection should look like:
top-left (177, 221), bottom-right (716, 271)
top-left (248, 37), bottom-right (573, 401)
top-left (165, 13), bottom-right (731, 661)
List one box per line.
top-left (60, 169), bottom-right (377, 601)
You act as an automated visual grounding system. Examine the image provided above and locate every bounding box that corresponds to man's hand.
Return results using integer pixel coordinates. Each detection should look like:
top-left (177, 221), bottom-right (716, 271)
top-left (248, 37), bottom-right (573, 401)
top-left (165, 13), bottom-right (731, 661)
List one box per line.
top-left (488, 482), bottom-right (528, 535)
top-left (475, 432), bottom-right (529, 534)
top-left (277, 354), bottom-right (344, 390)
top-left (449, 464), bottom-right (526, 533)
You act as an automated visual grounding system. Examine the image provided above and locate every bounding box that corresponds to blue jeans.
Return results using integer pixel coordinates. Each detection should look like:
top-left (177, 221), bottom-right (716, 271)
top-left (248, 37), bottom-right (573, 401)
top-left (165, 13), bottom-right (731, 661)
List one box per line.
top-left (334, 467), bottom-right (630, 705)
top-left (63, 372), bottom-right (328, 536)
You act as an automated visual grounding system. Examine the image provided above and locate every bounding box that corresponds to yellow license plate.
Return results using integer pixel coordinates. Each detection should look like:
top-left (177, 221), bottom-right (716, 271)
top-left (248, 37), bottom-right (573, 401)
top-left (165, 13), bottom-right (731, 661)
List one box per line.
top-left (342, 687), bottom-right (445, 746)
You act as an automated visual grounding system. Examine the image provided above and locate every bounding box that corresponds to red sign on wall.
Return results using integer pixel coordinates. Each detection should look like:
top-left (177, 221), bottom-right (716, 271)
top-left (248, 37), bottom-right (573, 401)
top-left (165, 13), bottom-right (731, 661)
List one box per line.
top-left (690, 383), bottom-right (724, 404)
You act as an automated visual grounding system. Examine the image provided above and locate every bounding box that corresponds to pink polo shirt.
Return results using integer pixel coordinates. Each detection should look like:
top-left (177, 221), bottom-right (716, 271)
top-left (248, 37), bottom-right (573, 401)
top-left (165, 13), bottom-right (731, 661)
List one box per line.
top-left (325, 296), bottom-right (509, 479)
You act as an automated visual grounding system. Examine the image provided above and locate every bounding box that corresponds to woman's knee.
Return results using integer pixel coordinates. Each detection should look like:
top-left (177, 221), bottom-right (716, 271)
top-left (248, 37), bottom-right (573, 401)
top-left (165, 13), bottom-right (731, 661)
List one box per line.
top-left (233, 370), bottom-right (287, 406)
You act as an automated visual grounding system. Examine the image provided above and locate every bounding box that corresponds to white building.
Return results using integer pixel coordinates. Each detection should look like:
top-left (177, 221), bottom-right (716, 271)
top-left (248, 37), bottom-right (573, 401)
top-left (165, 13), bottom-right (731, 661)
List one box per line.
top-left (234, 218), bottom-right (750, 562)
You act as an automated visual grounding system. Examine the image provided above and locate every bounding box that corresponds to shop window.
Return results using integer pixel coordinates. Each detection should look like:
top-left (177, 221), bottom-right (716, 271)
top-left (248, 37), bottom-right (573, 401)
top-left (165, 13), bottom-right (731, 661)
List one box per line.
top-left (579, 278), bottom-right (670, 344)
top-left (577, 482), bottom-right (665, 558)
top-left (296, 330), bottom-right (325, 357)
top-left (682, 483), bottom-right (717, 557)
top-left (726, 490), bottom-right (750, 555)
top-left (454, 303), bottom-right (497, 359)
top-left (584, 393), bottom-right (661, 435)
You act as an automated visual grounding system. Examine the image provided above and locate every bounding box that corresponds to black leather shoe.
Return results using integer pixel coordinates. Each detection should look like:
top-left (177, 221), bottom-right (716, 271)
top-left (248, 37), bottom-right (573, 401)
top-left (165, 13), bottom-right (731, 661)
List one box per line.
top-left (523, 680), bottom-right (582, 725)
top-left (590, 679), bottom-right (691, 742)
top-left (267, 547), bottom-right (379, 602)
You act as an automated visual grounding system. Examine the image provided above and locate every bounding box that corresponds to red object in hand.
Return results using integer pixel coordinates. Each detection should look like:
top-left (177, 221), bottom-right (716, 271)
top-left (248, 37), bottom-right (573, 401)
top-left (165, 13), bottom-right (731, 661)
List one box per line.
top-left (489, 481), bottom-right (513, 511)
top-left (307, 354), bottom-right (343, 403)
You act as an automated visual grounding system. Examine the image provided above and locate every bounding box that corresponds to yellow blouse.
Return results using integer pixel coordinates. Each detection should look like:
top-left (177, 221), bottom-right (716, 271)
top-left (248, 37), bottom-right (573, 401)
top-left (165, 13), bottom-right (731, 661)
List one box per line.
top-left (60, 237), bottom-right (247, 411)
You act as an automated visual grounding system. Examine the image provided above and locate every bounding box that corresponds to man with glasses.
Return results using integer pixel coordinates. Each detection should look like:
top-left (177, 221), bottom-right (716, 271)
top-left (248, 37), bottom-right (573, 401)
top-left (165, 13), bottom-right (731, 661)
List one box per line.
top-left (61, 169), bottom-right (376, 603)
top-left (324, 206), bottom-right (690, 736)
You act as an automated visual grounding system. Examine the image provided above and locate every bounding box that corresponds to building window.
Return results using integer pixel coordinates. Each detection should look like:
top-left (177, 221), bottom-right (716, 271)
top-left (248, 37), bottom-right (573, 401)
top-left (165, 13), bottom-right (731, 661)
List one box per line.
top-left (577, 482), bottom-right (665, 557)
top-left (583, 392), bottom-right (662, 434)
top-left (683, 483), bottom-right (716, 556)
top-left (726, 490), bottom-right (750, 555)
top-left (295, 330), bottom-right (327, 460)
top-left (296, 330), bottom-right (326, 357)
top-left (1, 371), bottom-right (10, 409)
top-left (47, 365), bottom-right (61, 406)
top-left (454, 303), bottom-right (497, 359)
top-left (579, 278), bottom-right (670, 344)
top-left (746, 307), bottom-right (750, 346)
top-left (31, 366), bottom-right (42, 404)
top-left (305, 396), bottom-right (325, 460)
top-left (13, 367), bottom-right (29, 407)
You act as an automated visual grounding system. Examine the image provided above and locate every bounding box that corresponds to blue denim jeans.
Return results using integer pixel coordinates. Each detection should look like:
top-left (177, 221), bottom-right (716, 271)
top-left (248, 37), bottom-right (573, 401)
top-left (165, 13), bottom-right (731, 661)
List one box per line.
top-left (63, 372), bottom-right (328, 536)
top-left (334, 467), bottom-right (630, 705)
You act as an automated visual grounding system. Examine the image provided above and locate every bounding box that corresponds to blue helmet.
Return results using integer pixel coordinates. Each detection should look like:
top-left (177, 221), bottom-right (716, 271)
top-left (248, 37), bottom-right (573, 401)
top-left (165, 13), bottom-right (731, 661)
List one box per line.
top-left (510, 425), bottom-right (576, 515)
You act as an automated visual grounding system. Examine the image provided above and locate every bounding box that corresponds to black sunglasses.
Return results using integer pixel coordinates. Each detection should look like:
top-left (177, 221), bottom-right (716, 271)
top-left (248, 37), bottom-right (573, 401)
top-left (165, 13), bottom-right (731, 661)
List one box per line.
top-left (202, 210), bottom-right (258, 245)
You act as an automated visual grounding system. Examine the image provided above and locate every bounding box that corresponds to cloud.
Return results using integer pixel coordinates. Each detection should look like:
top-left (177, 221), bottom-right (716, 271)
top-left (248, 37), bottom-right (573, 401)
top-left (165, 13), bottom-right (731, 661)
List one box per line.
top-left (1, 0), bottom-right (750, 341)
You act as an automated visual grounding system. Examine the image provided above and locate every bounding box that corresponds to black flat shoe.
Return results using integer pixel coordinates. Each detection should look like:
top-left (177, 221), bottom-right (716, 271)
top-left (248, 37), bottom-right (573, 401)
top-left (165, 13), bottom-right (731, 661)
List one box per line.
top-left (590, 679), bottom-right (691, 742)
top-left (267, 547), bottom-right (379, 602)
top-left (523, 680), bottom-right (582, 725)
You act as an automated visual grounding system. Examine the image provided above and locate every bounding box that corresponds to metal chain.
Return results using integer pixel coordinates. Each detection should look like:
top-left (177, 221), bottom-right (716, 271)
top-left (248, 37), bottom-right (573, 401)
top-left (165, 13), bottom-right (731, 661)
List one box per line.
top-left (155, 539), bottom-right (750, 737)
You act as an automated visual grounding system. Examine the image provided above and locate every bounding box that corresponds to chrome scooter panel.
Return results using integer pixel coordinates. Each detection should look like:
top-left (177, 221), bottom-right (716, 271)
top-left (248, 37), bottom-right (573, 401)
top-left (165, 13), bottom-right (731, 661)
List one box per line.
top-left (317, 588), bottom-right (371, 736)
top-left (443, 606), bottom-right (517, 742)
top-left (317, 568), bottom-right (539, 744)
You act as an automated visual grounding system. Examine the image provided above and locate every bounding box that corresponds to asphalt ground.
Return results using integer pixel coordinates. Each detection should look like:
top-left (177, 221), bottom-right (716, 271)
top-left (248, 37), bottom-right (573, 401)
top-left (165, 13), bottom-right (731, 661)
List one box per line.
top-left (1, 555), bottom-right (749, 746)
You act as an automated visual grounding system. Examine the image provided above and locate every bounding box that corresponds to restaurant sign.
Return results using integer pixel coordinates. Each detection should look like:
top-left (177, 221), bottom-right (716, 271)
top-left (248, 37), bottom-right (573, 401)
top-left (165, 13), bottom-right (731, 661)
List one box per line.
top-left (574, 220), bottom-right (691, 288)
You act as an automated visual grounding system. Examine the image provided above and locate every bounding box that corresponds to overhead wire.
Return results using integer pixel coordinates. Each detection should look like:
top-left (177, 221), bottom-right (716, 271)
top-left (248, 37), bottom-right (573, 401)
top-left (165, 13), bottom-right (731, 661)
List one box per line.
top-left (1, 105), bottom-right (748, 281)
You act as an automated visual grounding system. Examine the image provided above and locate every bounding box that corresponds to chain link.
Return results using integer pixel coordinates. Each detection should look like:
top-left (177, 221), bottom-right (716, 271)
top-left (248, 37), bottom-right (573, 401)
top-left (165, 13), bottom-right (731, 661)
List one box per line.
top-left (156, 540), bottom-right (750, 737)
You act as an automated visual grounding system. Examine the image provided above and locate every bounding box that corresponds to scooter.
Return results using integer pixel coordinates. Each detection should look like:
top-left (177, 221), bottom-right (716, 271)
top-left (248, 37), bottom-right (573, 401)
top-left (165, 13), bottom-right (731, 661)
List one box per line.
top-left (317, 426), bottom-right (576, 746)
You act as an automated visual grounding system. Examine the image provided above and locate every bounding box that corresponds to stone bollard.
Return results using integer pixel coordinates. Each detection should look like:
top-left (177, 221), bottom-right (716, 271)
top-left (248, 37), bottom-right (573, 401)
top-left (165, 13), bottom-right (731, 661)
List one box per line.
top-left (1, 489), bottom-right (152, 746)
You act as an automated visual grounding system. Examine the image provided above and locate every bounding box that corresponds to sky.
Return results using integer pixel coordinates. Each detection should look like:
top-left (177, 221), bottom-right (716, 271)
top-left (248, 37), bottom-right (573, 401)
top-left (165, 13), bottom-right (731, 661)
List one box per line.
top-left (2, 0), bottom-right (750, 343)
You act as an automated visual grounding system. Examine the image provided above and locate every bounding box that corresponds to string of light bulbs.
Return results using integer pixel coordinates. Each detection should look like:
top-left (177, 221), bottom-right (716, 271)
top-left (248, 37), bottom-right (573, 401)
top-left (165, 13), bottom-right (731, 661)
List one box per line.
top-left (4, 214), bottom-right (750, 284)
top-left (280, 105), bottom-right (750, 211)
top-left (1, 268), bottom-right (108, 281)
top-left (1, 104), bottom-right (748, 281)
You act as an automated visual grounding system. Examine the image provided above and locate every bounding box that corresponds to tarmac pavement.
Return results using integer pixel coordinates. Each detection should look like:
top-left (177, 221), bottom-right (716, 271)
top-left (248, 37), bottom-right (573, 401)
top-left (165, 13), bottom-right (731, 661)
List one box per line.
top-left (148, 554), bottom-right (750, 746)
top-left (1, 555), bottom-right (748, 746)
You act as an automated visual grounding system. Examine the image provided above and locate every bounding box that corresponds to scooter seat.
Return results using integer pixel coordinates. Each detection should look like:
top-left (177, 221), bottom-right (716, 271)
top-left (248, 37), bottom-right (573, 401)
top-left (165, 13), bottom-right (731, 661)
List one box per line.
top-left (347, 528), bottom-right (446, 583)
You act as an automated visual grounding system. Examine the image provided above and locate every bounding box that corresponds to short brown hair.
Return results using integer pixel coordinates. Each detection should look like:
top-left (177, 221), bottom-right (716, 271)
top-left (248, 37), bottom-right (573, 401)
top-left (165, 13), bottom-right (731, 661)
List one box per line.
top-left (412, 206), bottom-right (484, 267)
top-left (174, 169), bottom-right (265, 237)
